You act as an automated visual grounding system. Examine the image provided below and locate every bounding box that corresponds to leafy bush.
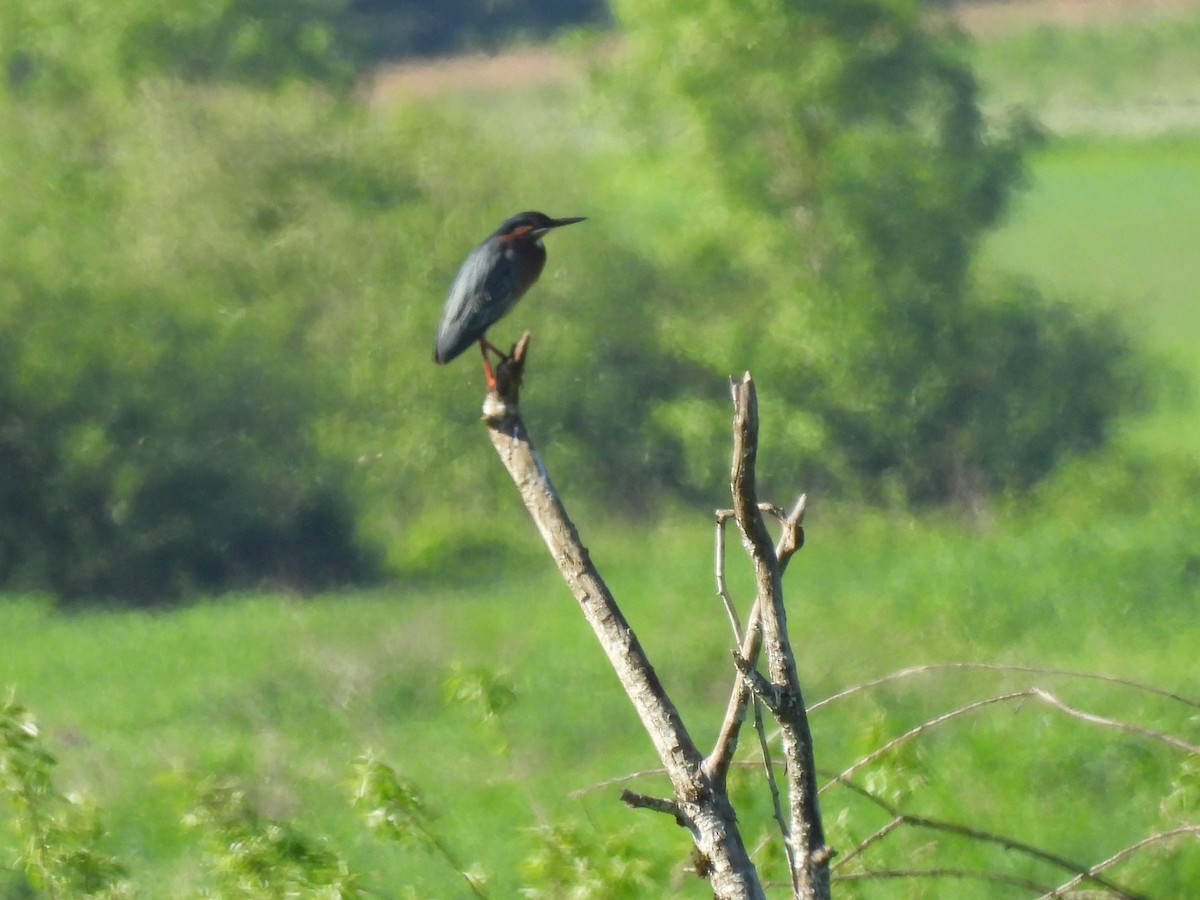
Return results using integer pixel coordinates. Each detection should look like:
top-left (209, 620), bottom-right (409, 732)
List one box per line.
top-left (346, 0), bottom-right (610, 61)
top-left (0, 301), bottom-right (375, 604)
top-left (0, 67), bottom-right (382, 602)
top-left (125, 0), bottom-right (362, 87)
top-left (1, 0), bottom-right (363, 94)
top-left (0, 697), bottom-right (130, 897)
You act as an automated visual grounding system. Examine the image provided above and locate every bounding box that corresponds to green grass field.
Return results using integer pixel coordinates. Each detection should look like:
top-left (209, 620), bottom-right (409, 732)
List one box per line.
top-left (6, 7), bottom-right (1200, 898)
top-left (989, 139), bottom-right (1200, 350)
top-left (985, 136), bottom-right (1200, 454)
top-left (5, 499), bottom-right (1200, 895)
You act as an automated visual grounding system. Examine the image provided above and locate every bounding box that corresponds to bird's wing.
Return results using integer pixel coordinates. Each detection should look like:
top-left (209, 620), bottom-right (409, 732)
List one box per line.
top-left (434, 247), bottom-right (518, 363)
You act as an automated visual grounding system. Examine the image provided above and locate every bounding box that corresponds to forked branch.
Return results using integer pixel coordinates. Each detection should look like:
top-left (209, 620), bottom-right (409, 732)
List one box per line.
top-left (482, 338), bottom-right (764, 899)
top-left (725, 373), bottom-right (831, 898)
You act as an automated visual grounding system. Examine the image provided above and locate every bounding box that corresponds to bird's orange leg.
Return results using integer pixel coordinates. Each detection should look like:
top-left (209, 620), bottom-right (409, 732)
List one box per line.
top-left (480, 338), bottom-right (509, 361)
top-left (478, 339), bottom-right (499, 390)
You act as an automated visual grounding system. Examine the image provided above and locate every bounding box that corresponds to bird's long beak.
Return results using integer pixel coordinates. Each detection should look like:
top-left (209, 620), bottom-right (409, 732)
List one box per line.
top-left (536, 216), bottom-right (586, 235)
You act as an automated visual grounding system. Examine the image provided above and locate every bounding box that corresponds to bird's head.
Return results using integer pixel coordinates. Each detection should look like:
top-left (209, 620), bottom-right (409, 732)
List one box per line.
top-left (493, 211), bottom-right (586, 243)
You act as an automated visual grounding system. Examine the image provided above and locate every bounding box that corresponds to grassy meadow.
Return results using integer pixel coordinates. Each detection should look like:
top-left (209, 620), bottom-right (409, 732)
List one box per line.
top-left (5, 5), bottom-right (1200, 898)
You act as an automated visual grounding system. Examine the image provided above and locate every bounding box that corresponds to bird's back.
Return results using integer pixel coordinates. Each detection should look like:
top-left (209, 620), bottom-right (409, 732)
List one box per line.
top-left (433, 233), bottom-right (544, 364)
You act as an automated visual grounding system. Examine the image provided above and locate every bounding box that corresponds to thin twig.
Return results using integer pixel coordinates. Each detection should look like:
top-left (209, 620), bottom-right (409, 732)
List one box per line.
top-left (824, 690), bottom-right (1035, 790)
top-left (483, 344), bottom-right (765, 899)
top-left (713, 510), bottom-right (743, 640)
top-left (1039, 825), bottom-right (1200, 898)
top-left (832, 867), bottom-right (1053, 893)
top-left (834, 815), bottom-right (904, 867)
top-left (1030, 688), bottom-right (1200, 756)
top-left (569, 767), bottom-right (670, 797)
top-left (773, 494), bottom-right (807, 572)
top-left (824, 688), bottom-right (1200, 793)
top-left (827, 773), bottom-right (1142, 899)
top-left (808, 662), bottom-right (1200, 714)
top-left (620, 789), bottom-right (686, 824)
top-left (750, 693), bottom-right (795, 881)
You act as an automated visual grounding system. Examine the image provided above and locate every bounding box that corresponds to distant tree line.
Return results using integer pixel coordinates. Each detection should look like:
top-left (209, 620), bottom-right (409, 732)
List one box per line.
top-left (347, 0), bottom-right (610, 60)
top-left (0, 0), bottom-right (1145, 605)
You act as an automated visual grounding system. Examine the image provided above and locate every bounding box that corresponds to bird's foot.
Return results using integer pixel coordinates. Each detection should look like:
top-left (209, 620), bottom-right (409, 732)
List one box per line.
top-left (481, 332), bottom-right (531, 425)
top-left (479, 334), bottom-right (530, 395)
top-left (493, 332), bottom-right (530, 397)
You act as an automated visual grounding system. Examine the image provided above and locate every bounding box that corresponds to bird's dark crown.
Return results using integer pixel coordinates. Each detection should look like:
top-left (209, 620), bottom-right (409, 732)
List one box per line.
top-left (493, 211), bottom-right (586, 238)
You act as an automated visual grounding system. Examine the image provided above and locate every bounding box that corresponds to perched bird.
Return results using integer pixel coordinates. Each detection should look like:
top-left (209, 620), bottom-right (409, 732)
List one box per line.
top-left (434, 211), bottom-right (585, 387)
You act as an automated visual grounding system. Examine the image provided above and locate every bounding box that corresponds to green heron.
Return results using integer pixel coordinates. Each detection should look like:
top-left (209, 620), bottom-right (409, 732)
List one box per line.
top-left (434, 210), bottom-right (585, 387)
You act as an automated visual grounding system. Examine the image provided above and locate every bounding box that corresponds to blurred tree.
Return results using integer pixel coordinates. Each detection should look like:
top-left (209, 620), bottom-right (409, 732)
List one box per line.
top-left (1, 0), bottom-right (362, 92)
top-left (0, 7), bottom-right (382, 603)
top-left (126, 0), bottom-right (362, 87)
top-left (346, 0), bottom-right (610, 60)
top-left (598, 0), bottom-right (1144, 506)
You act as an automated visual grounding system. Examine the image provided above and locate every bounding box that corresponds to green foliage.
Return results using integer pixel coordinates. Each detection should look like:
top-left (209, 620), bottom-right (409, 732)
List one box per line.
top-left (0, 0), bottom-right (362, 94)
top-left (0, 696), bottom-right (130, 898)
top-left (184, 780), bottom-right (358, 898)
top-left (0, 299), bottom-right (377, 603)
top-left (3, 473), bottom-right (1200, 894)
top-left (125, 0), bottom-right (361, 88)
top-left (444, 665), bottom-right (518, 757)
top-left (976, 10), bottom-right (1200, 116)
top-left (829, 277), bottom-right (1147, 503)
top-left (346, 0), bottom-right (609, 61)
top-left (352, 755), bottom-right (488, 896)
top-left (0, 61), bottom-right (382, 602)
top-left (443, 665), bottom-right (518, 721)
top-left (598, 0), bottom-right (1143, 505)
top-left (519, 822), bottom-right (653, 899)
top-left (1162, 757), bottom-right (1200, 824)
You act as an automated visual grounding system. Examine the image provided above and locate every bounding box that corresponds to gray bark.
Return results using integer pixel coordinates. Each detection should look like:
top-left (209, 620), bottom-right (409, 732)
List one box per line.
top-left (479, 338), bottom-right (826, 898)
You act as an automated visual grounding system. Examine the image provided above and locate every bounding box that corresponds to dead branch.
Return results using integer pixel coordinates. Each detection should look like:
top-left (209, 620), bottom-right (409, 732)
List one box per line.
top-left (714, 509), bottom-right (744, 639)
top-left (808, 662), bottom-right (1200, 714)
top-left (707, 493), bottom-right (805, 784)
top-left (1039, 825), bottom-right (1200, 898)
top-left (1030, 688), bottom-right (1200, 755)
top-left (832, 867), bottom-right (1053, 893)
top-left (824, 690), bottom-right (1034, 790)
top-left (482, 339), bottom-right (765, 899)
top-left (725, 373), bottom-right (830, 897)
top-left (828, 773), bottom-right (1141, 898)
top-left (712, 493), bottom-right (809, 884)
top-left (620, 789), bottom-right (685, 823)
top-left (824, 687), bottom-right (1200, 792)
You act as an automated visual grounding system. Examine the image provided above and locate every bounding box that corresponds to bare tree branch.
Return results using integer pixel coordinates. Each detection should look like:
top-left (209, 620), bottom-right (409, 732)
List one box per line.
top-left (1039, 825), bottom-right (1200, 898)
top-left (825, 690), bottom-right (1034, 790)
top-left (809, 663), bottom-right (1200, 715)
top-left (1029, 688), bottom-right (1200, 755)
top-left (482, 340), bottom-right (765, 899)
top-left (707, 496), bottom-right (805, 784)
top-left (825, 688), bottom-right (1200, 792)
top-left (833, 814), bottom-right (904, 868)
top-left (715, 494), bottom-right (810, 886)
top-left (714, 510), bottom-right (744, 639)
top-left (832, 867), bottom-right (1054, 893)
top-left (827, 773), bottom-right (1142, 898)
top-left (620, 790), bottom-right (685, 823)
top-left (478, 348), bottom-right (1192, 899)
top-left (570, 767), bottom-right (669, 797)
top-left (726, 373), bottom-right (831, 898)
